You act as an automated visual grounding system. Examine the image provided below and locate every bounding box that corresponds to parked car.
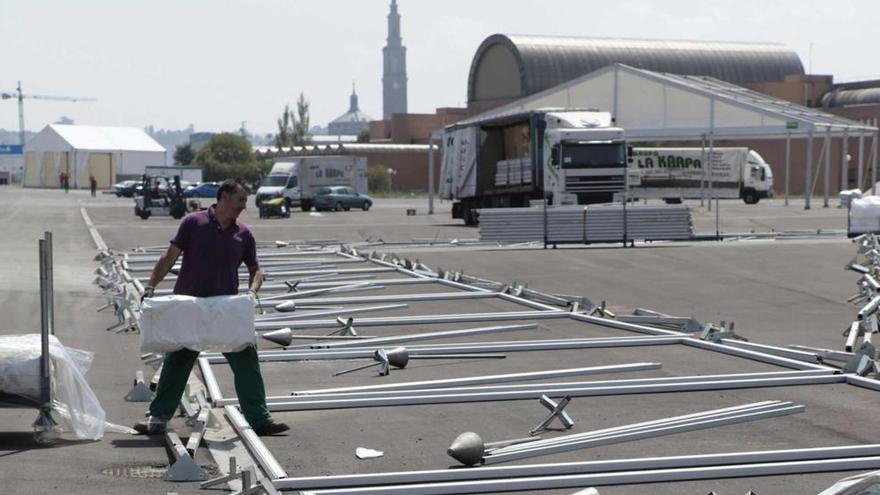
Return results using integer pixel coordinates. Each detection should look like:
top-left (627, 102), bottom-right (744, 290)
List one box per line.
top-left (313, 186), bottom-right (372, 211)
top-left (112, 180), bottom-right (139, 197)
top-left (183, 181), bottom-right (220, 198)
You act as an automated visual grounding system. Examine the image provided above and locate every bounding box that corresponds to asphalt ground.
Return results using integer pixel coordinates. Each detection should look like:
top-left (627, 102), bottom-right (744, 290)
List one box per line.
top-left (0, 187), bottom-right (874, 495)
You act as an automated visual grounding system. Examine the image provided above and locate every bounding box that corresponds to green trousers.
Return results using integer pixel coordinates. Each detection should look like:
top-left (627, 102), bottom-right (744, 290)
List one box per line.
top-left (149, 346), bottom-right (272, 427)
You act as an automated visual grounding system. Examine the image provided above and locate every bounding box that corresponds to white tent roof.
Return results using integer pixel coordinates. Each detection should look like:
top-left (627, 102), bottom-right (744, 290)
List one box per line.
top-left (48, 124), bottom-right (165, 152)
top-left (455, 63), bottom-right (878, 140)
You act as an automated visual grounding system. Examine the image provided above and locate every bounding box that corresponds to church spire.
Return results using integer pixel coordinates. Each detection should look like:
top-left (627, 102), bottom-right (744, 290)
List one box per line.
top-left (382, 0), bottom-right (407, 119)
top-left (349, 81), bottom-right (359, 113)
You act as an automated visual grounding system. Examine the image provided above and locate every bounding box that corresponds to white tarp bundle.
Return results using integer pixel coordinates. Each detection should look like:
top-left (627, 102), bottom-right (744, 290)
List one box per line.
top-left (849, 196), bottom-right (880, 235)
top-left (440, 126), bottom-right (478, 200)
top-left (139, 294), bottom-right (255, 353)
top-left (0, 334), bottom-right (109, 440)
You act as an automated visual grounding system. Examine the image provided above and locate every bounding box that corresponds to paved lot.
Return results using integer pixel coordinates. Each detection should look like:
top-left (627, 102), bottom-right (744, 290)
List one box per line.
top-left (0, 187), bottom-right (875, 495)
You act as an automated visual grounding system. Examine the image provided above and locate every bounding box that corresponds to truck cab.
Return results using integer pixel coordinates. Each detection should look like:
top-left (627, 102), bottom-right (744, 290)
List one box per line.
top-left (742, 150), bottom-right (774, 204)
top-left (543, 112), bottom-right (627, 205)
top-left (256, 162), bottom-right (301, 208)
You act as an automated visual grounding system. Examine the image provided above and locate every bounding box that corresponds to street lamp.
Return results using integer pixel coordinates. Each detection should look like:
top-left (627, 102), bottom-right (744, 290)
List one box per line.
top-left (387, 167), bottom-right (397, 192)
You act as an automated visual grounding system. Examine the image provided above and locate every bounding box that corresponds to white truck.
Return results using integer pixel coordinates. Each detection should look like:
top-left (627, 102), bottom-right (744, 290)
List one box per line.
top-left (440, 109), bottom-right (628, 225)
top-left (255, 156), bottom-right (367, 211)
top-left (626, 147), bottom-right (774, 204)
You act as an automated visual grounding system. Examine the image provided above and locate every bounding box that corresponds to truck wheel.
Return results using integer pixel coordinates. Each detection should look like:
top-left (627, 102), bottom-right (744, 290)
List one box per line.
top-left (743, 192), bottom-right (759, 205)
top-left (334, 202), bottom-right (343, 212)
top-left (663, 198), bottom-right (683, 204)
top-left (139, 210), bottom-right (151, 220)
top-left (301, 201), bottom-right (311, 212)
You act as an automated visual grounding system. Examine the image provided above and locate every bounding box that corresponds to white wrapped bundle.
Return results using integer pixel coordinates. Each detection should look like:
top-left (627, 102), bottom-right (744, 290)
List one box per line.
top-left (139, 294), bottom-right (255, 353)
top-left (0, 334), bottom-right (107, 440)
top-left (850, 195), bottom-right (880, 235)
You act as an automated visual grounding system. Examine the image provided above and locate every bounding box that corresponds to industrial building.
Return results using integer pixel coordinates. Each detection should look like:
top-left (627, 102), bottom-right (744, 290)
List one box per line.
top-left (23, 124), bottom-right (166, 189)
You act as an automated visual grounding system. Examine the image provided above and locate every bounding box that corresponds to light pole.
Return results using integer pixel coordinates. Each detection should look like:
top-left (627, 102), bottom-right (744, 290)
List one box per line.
top-left (387, 167), bottom-right (398, 193)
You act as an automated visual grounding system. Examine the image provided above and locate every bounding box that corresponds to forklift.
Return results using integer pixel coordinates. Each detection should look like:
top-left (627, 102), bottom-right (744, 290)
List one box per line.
top-left (134, 174), bottom-right (187, 220)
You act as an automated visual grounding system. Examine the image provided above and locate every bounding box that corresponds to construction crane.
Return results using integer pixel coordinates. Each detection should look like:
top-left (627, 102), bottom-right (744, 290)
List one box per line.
top-left (1, 81), bottom-right (97, 146)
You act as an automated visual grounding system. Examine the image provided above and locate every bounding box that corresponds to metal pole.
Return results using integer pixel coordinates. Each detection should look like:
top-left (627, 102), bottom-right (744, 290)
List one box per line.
top-left (873, 126), bottom-right (879, 195)
top-left (708, 101), bottom-right (715, 212)
top-left (44, 232), bottom-right (54, 336)
top-left (784, 132), bottom-right (790, 205)
top-left (700, 134), bottom-right (707, 207)
top-left (428, 136), bottom-right (435, 215)
top-left (38, 238), bottom-right (50, 406)
top-left (276, 444), bottom-right (880, 491)
top-left (805, 128), bottom-right (814, 209)
top-left (859, 134), bottom-right (866, 191)
top-left (295, 457), bottom-right (880, 495)
top-left (824, 126), bottom-right (831, 207)
top-left (842, 129), bottom-right (849, 193)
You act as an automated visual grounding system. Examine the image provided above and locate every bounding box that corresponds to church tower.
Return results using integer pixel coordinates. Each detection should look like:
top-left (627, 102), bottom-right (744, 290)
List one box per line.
top-left (382, 0), bottom-right (407, 120)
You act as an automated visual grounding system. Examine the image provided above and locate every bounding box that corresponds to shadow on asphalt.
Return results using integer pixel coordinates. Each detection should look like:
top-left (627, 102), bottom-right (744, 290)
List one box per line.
top-left (0, 432), bottom-right (96, 457)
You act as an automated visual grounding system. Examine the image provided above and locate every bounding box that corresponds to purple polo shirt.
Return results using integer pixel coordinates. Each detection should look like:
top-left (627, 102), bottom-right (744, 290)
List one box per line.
top-left (170, 205), bottom-right (258, 297)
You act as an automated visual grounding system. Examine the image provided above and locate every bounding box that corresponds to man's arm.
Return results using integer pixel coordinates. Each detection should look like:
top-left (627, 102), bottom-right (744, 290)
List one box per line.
top-left (145, 244), bottom-right (183, 294)
top-left (247, 264), bottom-right (263, 294)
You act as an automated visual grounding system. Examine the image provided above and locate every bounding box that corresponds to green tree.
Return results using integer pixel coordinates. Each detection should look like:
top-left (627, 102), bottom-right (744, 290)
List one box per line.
top-left (293, 92), bottom-right (311, 146)
top-left (357, 129), bottom-right (371, 143)
top-left (173, 143), bottom-right (195, 165)
top-left (275, 104), bottom-right (295, 148)
top-left (195, 133), bottom-right (261, 182)
top-left (366, 165), bottom-right (391, 194)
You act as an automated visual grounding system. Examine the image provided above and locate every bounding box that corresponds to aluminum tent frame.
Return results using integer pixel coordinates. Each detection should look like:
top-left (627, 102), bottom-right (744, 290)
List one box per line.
top-left (450, 63), bottom-right (880, 209)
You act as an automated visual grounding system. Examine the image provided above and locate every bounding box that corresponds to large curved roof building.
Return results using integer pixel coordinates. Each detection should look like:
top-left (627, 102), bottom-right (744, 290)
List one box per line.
top-left (468, 34), bottom-right (805, 105)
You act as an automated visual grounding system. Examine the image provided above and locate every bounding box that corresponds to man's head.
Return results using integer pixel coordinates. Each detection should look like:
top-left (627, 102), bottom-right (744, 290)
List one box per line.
top-left (216, 178), bottom-right (249, 219)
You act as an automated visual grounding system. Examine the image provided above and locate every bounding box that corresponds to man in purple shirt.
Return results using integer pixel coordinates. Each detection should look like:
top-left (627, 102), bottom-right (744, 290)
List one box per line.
top-left (134, 178), bottom-right (289, 436)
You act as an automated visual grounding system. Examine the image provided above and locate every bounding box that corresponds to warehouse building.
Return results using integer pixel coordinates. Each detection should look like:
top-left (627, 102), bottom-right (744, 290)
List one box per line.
top-left (23, 124), bottom-right (166, 189)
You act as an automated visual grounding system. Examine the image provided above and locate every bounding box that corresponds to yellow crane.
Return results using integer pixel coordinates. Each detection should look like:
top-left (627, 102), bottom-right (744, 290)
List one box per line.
top-left (1, 81), bottom-right (96, 146)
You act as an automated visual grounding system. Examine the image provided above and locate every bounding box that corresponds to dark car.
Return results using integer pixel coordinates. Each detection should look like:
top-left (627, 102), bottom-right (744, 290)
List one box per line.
top-left (112, 180), bottom-right (139, 197)
top-left (313, 186), bottom-right (372, 211)
top-left (183, 182), bottom-right (220, 198)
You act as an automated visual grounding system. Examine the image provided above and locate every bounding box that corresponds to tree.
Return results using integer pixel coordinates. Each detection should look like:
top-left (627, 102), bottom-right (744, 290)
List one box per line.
top-left (173, 143), bottom-right (195, 165)
top-left (366, 165), bottom-right (391, 194)
top-left (293, 92), bottom-right (311, 146)
top-left (275, 104), bottom-right (295, 148)
top-left (357, 129), bottom-right (371, 143)
top-left (195, 133), bottom-right (261, 182)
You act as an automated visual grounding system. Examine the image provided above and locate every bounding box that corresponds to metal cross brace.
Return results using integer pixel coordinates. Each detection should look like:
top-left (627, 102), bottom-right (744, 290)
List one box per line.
top-left (328, 317), bottom-right (357, 337)
top-left (529, 394), bottom-right (575, 436)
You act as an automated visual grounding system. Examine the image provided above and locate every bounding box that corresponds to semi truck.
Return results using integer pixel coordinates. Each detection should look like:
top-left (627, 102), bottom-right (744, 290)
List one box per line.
top-left (440, 109), bottom-right (628, 225)
top-left (626, 147), bottom-right (774, 204)
top-left (255, 156), bottom-right (367, 211)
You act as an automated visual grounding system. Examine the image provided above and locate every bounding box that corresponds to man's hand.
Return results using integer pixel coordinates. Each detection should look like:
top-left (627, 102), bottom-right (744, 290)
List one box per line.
top-left (141, 286), bottom-right (155, 303)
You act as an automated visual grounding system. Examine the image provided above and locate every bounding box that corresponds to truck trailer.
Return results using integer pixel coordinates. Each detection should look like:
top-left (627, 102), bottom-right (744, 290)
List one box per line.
top-left (255, 156), bottom-right (367, 211)
top-left (440, 109), bottom-right (628, 225)
top-left (626, 147), bottom-right (774, 204)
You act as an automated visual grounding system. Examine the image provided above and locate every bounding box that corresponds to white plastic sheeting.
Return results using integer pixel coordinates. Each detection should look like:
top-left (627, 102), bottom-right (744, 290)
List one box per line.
top-left (850, 196), bottom-right (880, 235)
top-left (0, 334), bottom-right (108, 440)
top-left (140, 294), bottom-right (255, 353)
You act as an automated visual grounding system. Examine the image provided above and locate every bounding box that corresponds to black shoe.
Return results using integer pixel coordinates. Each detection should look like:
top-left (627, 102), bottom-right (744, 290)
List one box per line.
top-left (132, 417), bottom-right (167, 435)
top-left (252, 420), bottom-right (290, 436)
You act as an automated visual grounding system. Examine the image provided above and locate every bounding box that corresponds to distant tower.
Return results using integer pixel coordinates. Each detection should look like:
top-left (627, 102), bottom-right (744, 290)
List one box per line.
top-left (382, 0), bottom-right (407, 120)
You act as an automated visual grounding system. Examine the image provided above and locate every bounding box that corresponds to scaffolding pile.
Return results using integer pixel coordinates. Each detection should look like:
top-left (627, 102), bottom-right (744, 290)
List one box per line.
top-left (478, 204), bottom-right (693, 244)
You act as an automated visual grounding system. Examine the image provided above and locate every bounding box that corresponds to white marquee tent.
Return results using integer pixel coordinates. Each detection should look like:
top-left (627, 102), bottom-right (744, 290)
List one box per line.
top-left (23, 124), bottom-right (166, 189)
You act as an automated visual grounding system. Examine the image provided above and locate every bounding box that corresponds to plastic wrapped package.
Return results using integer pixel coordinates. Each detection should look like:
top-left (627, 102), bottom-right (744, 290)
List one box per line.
top-left (0, 334), bottom-right (108, 440)
top-left (139, 294), bottom-right (255, 353)
top-left (850, 195), bottom-right (880, 235)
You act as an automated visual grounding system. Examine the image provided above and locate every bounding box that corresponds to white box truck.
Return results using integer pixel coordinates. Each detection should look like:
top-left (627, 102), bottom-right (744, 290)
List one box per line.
top-left (440, 109), bottom-right (628, 225)
top-left (255, 155), bottom-right (367, 211)
top-left (626, 147), bottom-right (774, 204)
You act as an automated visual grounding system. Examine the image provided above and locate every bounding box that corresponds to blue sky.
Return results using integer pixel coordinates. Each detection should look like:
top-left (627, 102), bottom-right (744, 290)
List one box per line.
top-left (1, 0), bottom-right (876, 134)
